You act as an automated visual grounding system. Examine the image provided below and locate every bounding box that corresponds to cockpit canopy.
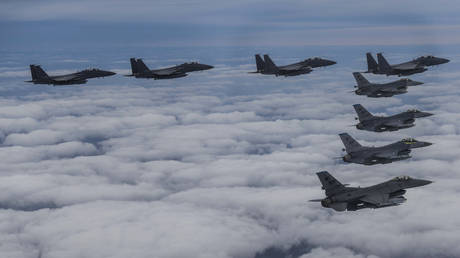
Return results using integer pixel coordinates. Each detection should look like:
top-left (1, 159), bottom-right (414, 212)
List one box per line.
top-left (401, 138), bottom-right (417, 143)
top-left (83, 68), bottom-right (99, 72)
top-left (407, 109), bottom-right (420, 113)
top-left (415, 55), bottom-right (434, 61)
top-left (392, 176), bottom-right (411, 181)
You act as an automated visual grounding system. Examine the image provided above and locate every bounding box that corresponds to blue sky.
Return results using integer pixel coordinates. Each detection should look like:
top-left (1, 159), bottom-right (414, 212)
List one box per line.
top-left (2, 0), bottom-right (460, 50)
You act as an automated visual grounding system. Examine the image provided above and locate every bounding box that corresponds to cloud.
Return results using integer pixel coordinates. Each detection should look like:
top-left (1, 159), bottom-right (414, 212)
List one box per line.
top-left (0, 52), bottom-right (459, 258)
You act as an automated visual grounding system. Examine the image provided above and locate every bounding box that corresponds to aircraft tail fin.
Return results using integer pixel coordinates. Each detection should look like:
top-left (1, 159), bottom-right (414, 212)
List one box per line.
top-left (377, 53), bottom-right (393, 73)
top-left (255, 54), bottom-right (265, 72)
top-left (366, 52), bottom-right (378, 73)
top-left (339, 133), bottom-right (362, 153)
top-left (316, 171), bottom-right (345, 195)
top-left (130, 58), bottom-right (138, 74)
top-left (135, 59), bottom-right (151, 73)
top-left (353, 104), bottom-right (374, 121)
top-left (263, 54), bottom-right (279, 74)
top-left (30, 65), bottom-right (51, 81)
top-left (352, 72), bottom-right (370, 88)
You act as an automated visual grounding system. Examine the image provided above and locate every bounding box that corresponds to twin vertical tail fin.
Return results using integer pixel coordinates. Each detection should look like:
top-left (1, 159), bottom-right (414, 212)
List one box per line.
top-left (130, 58), bottom-right (138, 75)
top-left (135, 59), bottom-right (151, 73)
top-left (353, 104), bottom-right (374, 121)
top-left (366, 52), bottom-right (378, 73)
top-left (352, 72), bottom-right (370, 88)
top-left (339, 133), bottom-right (362, 153)
top-left (255, 54), bottom-right (265, 72)
top-left (377, 53), bottom-right (393, 74)
top-left (263, 55), bottom-right (279, 74)
top-left (29, 65), bottom-right (51, 81)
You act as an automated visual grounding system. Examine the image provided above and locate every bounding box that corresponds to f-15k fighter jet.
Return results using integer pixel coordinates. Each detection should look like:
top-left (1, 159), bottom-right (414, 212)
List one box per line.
top-left (339, 133), bottom-right (432, 165)
top-left (366, 52), bottom-right (449, 76)
top-left (353, 104), bottom-right (433, 132)
top-left (251, 54), bottom-right (336, 77)
top-left (27, 65), bottom-right (115, 85)
top-left (309, 171), bottom-right (431, 211)
top-left (127, 58), bottom-right (213, 79)
top-left (352, 72), bottom-right (423, 97)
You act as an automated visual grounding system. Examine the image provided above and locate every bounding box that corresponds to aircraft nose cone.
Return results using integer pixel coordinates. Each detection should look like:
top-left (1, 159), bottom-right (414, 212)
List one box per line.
top-left (204, 65), bottom-right (214, 70)
top-left (439, 58), bottom-right (450, 64)
top-left (325, 60), bottom-right (336, 66)
top-left (421, 141), bottom-right (433, 147)
top-left (407, 80), bottom-right (424, 86)
top-left (417, 112), bottom-right (434, 118)
top-left (417, 179), bottom-right (432, 186)
top-left (107, 71), bottom-right (116, 76)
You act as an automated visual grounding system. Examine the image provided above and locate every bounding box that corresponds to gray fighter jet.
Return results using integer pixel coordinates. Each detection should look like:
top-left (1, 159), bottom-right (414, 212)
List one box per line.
top-left (127, 58), bottom-right (213, 79)
top-left (353, 104), bottom-right (433, 132)
top-left (26, 65), bottom-right (115, 85)
top-left (339, 133), bottom-right (432, 165)
top-left (352, 72), bottom-right (423, 97)
top-left (251, 54), bottom-right (336, 77)
top-left (309, 171), bottom-right (431, 211)
top-left (366, 52), bottom-right (449, 76)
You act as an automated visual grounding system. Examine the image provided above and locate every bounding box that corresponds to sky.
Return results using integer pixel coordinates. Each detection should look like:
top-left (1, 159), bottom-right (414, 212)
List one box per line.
top-left (1, 1), bottom-right (460, 258)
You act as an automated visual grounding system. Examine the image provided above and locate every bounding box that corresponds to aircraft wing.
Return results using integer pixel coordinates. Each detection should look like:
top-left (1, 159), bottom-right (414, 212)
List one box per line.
top-left (383, 120), bottom-right (407, 128)
top-left (360, 193), bottom-right (389, 205)
top-left (378, 86), bottom-right (406, 93)
top-left (51, 74), bottom-right (82, 82)
top-left (278, 63), bottom-right (306, 71)
top-left (372, 149), bottom-right (400, 159)
top-left (392, 62), bottom-right (420, 70)
top-left (152, 67), bottom-right (184, 76)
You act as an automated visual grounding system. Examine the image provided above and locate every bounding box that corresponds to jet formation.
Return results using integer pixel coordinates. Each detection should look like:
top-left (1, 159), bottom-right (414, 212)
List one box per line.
top-left (311, 52), bottom-right (447, 211)
top-left (26, 52), bottom-right (446, 212)
top-left (339, 133), bottom-right (432, 165)
top-left (366, 52), bottom-right (449, 76)
top-left (27, 65), bottom-right (115, 85)
top-left (251, 54), bottom-right (336, 77)
top-left (309, 171), bottom-right (431, 212)
top-left (127, 58), bottom-right (213, 79)
top-left (353, 104), bottom-right (433, 132)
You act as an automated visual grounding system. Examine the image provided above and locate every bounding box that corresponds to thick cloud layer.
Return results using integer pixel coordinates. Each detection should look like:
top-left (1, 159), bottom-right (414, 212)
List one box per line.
top-left (0, 52), bottom-right (459, 258)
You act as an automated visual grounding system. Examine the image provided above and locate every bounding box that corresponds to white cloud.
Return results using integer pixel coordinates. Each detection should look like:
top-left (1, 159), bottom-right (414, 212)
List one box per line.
top-left (0, 58), bottom-right (458, 258)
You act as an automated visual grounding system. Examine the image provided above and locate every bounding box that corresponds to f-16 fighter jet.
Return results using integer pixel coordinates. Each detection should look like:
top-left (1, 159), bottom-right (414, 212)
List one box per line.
top-left (127, 58), bottom-right (213, 79)
top-left (27, 65), bottom-right (115, 85)
top-left (339, 133), bottom-right (432, 165)
top-left (352, 72), bottom-right (423, 97)
top-left (251, 54), bottom-right (336, 77)
top-left (309, 171), bottom-right (431, 211)
top-left (353, 104), bottom-right (433, 132)
top-left (366, 52), bottom-right (449, 76)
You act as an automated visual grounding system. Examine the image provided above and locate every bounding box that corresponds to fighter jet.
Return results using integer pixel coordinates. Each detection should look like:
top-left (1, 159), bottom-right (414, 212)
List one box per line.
top-left (127, 58), bottom-right (213, 79)
top-left (352, 72), bottom-right (423, 97)
top-left (353, 104), bottom-right (433, 132)
top-left (366, 52), bottom-right (449, 76)
top-left (251, 54), bottom-right (336, 77)
top-left (26, 65), bottom-right (115, 85)
top-left (309, 171), bottom-right (431, 211)
top-left (339, 133), bottom-right (432, 165)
